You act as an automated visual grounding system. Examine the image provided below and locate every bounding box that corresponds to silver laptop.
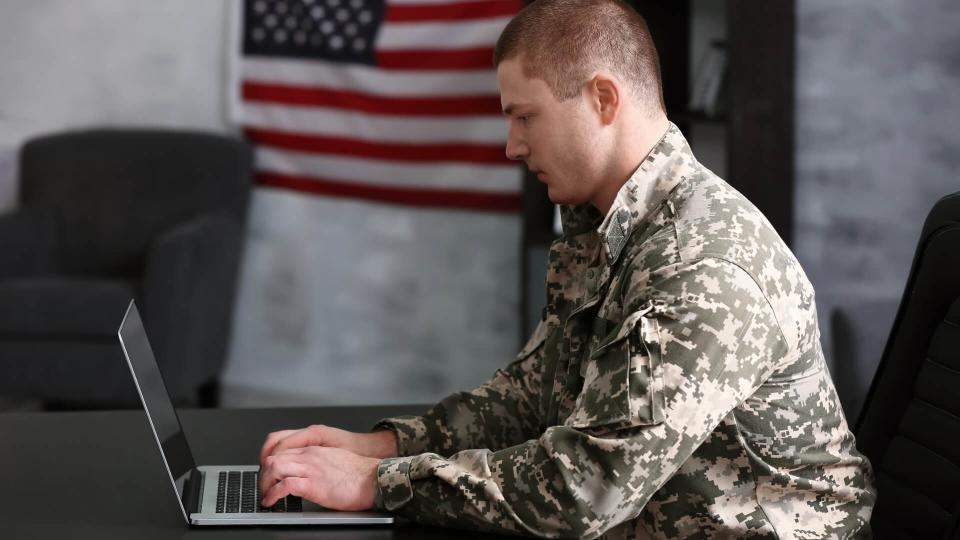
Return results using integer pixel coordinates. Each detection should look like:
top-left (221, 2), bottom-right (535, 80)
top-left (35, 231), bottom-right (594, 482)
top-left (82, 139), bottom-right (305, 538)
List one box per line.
top-left (117, 299), bottom-right (394, 526)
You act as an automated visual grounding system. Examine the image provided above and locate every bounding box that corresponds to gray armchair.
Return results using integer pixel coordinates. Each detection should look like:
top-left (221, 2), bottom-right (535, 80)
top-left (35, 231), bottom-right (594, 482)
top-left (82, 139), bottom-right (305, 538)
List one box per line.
top-left (0, 128), bottom-right (252, 408)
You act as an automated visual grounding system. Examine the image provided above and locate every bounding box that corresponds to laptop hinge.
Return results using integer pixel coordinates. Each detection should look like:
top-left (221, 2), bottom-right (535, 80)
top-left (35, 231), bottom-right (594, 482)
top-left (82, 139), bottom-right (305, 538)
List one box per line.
top-left (182, 468), bottom-right (204, 514)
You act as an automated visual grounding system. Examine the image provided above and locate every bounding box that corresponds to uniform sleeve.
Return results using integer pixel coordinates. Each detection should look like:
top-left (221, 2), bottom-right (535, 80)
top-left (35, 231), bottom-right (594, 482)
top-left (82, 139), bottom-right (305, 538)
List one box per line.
top-left (373, 258), bottom-right (787, 539)
top-left (372, 319), bottom-right (550, 457)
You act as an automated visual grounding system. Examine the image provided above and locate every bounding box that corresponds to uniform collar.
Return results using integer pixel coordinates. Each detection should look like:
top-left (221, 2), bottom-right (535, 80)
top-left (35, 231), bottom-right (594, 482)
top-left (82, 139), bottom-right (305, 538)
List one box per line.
top-left (556, 122), bottom-right (693, 263)
top-left (594, 122), bottom-right (692, 265)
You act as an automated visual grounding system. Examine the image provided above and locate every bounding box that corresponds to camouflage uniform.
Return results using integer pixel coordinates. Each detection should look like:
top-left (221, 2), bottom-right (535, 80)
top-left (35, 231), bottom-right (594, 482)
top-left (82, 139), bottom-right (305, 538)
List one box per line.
top-left (373, 123), bottom-right (876, 539)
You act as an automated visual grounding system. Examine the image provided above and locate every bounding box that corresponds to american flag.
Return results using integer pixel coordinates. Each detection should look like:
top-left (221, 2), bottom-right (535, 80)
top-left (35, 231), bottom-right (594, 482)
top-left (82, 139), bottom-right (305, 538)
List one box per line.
top-left (238, 0), bottom-right (522, 212)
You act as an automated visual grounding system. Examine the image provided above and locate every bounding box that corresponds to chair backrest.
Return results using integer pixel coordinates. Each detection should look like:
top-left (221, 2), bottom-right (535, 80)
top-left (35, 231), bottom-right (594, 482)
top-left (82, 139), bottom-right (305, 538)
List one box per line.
top-left (856, 192), bottom-right (960, 538)
top-left (19, 128), bottom-right (252, 276)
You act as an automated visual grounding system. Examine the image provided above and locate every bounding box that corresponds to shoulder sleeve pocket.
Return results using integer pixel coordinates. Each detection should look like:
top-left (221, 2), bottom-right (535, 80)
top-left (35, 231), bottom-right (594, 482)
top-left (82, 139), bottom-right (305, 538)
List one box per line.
top-left (565, 309), bottom-right (665, 434)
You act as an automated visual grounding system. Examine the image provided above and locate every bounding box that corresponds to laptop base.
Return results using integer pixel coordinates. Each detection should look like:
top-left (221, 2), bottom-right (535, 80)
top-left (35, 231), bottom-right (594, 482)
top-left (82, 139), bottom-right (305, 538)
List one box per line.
top-left (190, 465), bottom-right (393, 526)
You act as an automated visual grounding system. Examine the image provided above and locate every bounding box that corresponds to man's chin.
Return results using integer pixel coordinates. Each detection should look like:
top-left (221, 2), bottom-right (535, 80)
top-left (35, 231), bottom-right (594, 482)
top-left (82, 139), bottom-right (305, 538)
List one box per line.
top-left (546, 190), bottom-right (579, 206)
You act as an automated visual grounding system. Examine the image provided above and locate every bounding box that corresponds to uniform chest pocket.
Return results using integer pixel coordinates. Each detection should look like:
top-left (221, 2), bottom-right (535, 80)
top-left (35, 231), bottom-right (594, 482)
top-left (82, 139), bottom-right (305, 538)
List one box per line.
top-left (565, 310), bottom-right (666, 434)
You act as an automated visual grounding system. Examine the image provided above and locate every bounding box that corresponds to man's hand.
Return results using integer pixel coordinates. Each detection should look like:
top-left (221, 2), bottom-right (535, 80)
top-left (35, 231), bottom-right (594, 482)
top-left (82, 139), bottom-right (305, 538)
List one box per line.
top-left (258, 446), bottom-right (380, 511)
top-left (259, 425), bottom-right (398, 462)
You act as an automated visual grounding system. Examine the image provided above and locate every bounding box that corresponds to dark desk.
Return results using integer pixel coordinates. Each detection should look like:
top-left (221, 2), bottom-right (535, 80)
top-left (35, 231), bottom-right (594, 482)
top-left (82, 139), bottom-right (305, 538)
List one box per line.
top-left (0, 406), bottom-right (510, 540)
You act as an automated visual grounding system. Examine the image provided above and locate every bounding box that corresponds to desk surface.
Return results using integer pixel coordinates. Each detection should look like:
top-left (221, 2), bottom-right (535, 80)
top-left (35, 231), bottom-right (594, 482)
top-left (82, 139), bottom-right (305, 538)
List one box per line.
top-left (0, 405), bottom-right (510, 540)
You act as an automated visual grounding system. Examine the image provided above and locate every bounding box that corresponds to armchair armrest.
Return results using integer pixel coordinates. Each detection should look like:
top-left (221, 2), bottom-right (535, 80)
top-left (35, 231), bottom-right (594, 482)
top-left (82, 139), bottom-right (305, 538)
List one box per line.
top-left (141, 214), bottom-right (245, 403)
top-left (0, 207), bottom-right (57, 279)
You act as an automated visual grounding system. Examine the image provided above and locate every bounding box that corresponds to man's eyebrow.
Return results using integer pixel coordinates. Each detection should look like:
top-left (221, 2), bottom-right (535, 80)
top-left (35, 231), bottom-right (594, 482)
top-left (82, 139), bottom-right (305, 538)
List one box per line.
top-left (502, 103), bottom-right (529, 116)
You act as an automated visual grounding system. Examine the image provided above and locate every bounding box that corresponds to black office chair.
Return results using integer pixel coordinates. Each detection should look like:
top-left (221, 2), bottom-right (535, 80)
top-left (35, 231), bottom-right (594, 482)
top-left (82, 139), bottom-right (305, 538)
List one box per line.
top-left (0, 128), bottom-right (252, 408)
top-left (856, 191), bottom-right (960, 538)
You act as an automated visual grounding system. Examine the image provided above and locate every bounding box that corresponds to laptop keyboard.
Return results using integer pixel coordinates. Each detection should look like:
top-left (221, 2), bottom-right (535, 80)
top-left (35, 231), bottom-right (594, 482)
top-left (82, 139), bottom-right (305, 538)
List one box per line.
top-left (215, 471), bottom-right (303, 514)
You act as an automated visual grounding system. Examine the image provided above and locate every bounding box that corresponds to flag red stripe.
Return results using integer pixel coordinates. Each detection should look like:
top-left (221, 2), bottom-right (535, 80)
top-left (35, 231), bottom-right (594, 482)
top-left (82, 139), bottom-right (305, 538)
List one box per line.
top-left (257, 172), bottom-right (521, 212)
top-left (385, 0), bottom-right (521, 22)
top-left (376, 47), bottom-right (494, 70)
top-left (242, 81), bottom-right (502, 116)
top-left (245, 127), bottom-right (509, 164)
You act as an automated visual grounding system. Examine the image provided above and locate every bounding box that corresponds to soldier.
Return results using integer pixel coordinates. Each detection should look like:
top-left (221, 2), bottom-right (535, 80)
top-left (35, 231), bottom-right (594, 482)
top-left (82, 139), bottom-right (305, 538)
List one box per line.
top-left (257, 0), bottom-right (877, 537)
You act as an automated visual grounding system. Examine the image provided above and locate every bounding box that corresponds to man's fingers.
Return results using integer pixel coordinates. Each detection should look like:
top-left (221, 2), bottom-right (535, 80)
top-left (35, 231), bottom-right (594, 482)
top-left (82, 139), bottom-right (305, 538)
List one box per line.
top-left (259, 429), bottom-right (297, 463)
top-left (261, 476), bottom-right (308, 507)
top-left (258, 453), bottom-right (310, 496)
top-left (270, 425), bottom-right (327, 456)
top-left (274, 447), bottom-right (307, 456)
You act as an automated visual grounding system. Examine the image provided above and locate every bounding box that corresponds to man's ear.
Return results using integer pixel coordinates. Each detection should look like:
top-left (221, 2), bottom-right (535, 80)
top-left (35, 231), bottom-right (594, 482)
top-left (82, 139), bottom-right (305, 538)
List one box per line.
top-left (589, 74), bottom-right (620, 125)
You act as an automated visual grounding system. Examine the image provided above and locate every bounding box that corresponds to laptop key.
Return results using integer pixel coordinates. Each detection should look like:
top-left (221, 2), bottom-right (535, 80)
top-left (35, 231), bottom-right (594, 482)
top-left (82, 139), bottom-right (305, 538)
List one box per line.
top-left (219, 471), bottom-right (243, 513)
top-left (216, 472), bottom-right (228, 513)
top-left (241, 471), bottom-right (257, 512)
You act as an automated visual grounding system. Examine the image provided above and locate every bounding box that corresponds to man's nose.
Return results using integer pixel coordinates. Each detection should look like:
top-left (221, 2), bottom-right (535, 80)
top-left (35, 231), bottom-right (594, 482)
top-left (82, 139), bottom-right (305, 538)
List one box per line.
top-left (505, 130), bottom-right (528, 161)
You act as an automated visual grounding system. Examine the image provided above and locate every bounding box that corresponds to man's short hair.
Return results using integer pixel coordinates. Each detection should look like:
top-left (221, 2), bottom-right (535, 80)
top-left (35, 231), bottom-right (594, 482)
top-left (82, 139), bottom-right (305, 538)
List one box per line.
top-left (493, 0), bottom-right (665, 113)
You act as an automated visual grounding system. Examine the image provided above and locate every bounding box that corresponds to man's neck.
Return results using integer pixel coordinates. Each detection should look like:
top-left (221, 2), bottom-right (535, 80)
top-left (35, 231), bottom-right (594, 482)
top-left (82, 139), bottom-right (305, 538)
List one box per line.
top-left (592, 114), bottom-right (670, 215)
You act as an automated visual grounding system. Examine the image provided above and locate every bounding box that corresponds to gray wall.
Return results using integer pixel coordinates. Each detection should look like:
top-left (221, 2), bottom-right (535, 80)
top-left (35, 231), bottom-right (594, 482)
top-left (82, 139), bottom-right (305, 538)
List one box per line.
top-left (0, 1), bottom-right (233, 144)
top-left (795, 1), bottom-right (960, 389)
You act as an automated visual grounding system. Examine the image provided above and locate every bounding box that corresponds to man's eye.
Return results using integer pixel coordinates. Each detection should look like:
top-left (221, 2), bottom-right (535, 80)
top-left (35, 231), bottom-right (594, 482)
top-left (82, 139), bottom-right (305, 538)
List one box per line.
top-left (518, 115), bottom-right (530, 124)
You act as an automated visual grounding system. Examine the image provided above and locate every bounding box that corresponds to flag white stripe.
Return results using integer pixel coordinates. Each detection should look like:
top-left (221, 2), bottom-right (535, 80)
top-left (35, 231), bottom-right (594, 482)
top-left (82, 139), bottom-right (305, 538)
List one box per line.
top-left (241, 102), bottom-right (506, 143)
top-left (377, 18), bottom-right (510, 50)
top-left (255, 146), bottom-right (520, 192)
top-left (242, 57), bottom-right (498, 96)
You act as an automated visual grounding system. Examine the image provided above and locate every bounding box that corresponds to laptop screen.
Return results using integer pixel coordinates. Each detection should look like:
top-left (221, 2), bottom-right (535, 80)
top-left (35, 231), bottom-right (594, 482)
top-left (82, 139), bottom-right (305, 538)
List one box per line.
top-left (117, 300), bottom-right (197, 519)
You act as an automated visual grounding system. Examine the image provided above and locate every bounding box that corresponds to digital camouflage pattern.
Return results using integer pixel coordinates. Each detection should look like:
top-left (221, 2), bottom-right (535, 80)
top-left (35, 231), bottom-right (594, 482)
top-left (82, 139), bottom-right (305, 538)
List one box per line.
top-left (373, 124), bottom-right (876, 539)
